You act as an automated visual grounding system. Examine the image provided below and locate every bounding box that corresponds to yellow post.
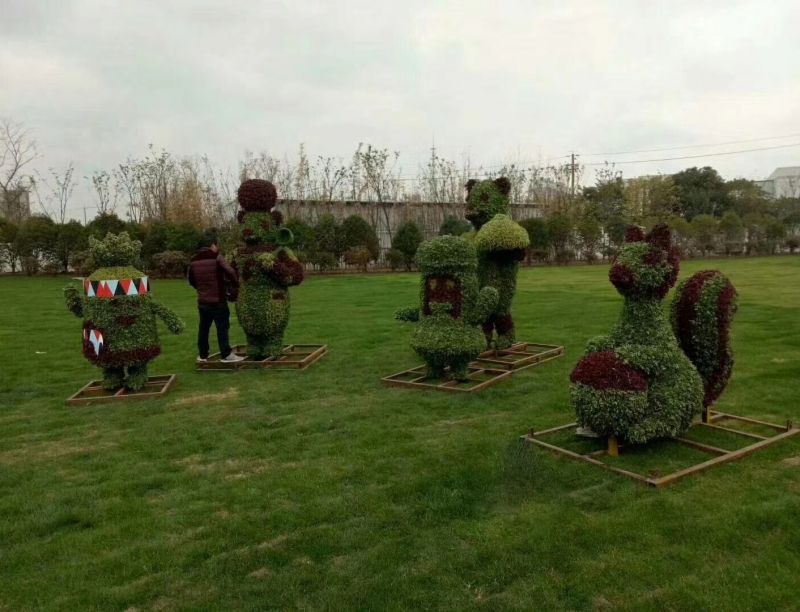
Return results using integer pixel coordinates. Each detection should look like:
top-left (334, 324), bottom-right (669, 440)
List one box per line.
top-left (608, 436), bottom-right (619, 457)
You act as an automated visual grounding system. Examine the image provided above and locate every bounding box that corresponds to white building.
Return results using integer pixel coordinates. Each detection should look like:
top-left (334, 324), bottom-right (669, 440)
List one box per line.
top-left (755, 167), bottom-right (800, 199)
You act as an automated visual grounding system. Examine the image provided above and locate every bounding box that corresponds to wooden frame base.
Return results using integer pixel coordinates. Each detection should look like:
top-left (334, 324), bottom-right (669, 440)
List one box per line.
top-left (381, 340), bottom-right (565, 394)
top-left (66, 375), bottom-right (177, 406)
top-left (196, 344), bottom-right (328, 371)
top-left (522, 411), bottom-right (800, 488)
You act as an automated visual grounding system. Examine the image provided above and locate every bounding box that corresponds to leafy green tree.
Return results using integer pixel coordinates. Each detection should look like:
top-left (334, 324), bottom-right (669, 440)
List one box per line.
top-left (0, 219), bottom-right (19, 273)
top-left (764, 215), bottom-right (787, 254)
top-left (392, 221), bottom-right (423, 271)
top-left (718, 211), bottom-right (745, 256)
top-left (340, 215), bottom-right (380, 260)
top-left (17, 215), bottom-right (57, 274)
top-left (518, 217), bottom-right (550, 264)
top-left (668, 216), bottom-right (695, 258)
top-left (672, 166), bottom-right (731, 220)
top-left (603, 216), bottom-right (628, 259)
top-left (311, 214), bottom-right (344, 260)
top-left (582, 167), bottom-right (626, 225)
top-left (284, 218), bottom-right (313, 253)
top-left (438, 215), bottom-right (471, 237)
top-left (54, 220), bottom-right (87, 272)
top-left (86, 212), bottom-right (127, 239)
top-left (690, 214), bottom-right (718, 256)
top-left (726, 178), bottom-right (770, 218)
top-left (742, 213), bottom-right (765, 255)
top-left (546, 213), bottom-right (573, 254)
top-left (577, 217), bottom-right (603, 262)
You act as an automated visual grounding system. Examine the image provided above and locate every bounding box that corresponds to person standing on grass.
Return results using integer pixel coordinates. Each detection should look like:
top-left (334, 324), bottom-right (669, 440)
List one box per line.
top-left (188, 237), bottom-right (245, 363)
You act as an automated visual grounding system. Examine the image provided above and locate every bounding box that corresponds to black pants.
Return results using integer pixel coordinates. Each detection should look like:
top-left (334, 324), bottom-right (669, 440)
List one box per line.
top-left (198, 303), bottom-right (232, 359)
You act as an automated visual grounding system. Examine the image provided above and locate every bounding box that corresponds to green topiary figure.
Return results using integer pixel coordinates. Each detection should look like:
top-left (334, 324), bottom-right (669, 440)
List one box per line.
top-left (64, 232), bottom-right (185, 392)
top-left (395, 235), bottom-right (498, 380)
top-left (464, 178), bottom-right (530, 349)
top-left (569, 223), bottom-right (738, 444)
top-left (233, 179), bottom-right (305, 360)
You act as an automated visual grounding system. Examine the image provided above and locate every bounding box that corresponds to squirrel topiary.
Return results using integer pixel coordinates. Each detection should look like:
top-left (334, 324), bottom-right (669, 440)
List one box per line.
top-left (570, 223), bottom-right (738, 444)
top-left (396, 235), bottom-right (499, 380)
top-left (464, 177), bottom-right (530, 349)
top-left (64, 232), bottom-right (185, 392)
top-left (232, 179), bottom-right (305, 360)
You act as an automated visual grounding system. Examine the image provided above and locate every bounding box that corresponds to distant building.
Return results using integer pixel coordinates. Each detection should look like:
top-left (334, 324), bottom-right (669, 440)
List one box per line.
top-left (755, 167), bottom-right (800, 199)
top-left (0, 187), bottom-right (31, 222)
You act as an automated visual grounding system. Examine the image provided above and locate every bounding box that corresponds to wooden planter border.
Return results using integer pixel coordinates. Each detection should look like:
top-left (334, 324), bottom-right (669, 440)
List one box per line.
top-left (522, 410), bottom-right (800, 488)
top-left (66, 375), bottom-right (177, 406)
top-left (381, 341), bottom-right (565, 394)
top-left (196, 344), bottom-right (328, 371)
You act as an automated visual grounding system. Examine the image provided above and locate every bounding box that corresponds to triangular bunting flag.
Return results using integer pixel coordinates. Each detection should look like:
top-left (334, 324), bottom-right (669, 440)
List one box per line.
top-left (120, 279), bottom-right (132, 295)
top-left (106, 280), bottom-right (119, 296)
top-left (139, 277), bottom-right (149, 294)
top-left (127, 280), bottom-right (138, 296)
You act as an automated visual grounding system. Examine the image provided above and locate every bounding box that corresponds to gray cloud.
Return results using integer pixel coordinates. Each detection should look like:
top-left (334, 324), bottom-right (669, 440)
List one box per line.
top-left (1, 0), bottom-right (799, 219)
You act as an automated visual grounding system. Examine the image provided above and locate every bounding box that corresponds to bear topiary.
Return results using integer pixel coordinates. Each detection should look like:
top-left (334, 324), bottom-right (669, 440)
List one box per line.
top-left (232, 179), bottom-right (305, 360)
top-left (64, 232), bottom-right (185, 392)
top-left (395, 235), bottom-right (498, 380)
top-left (464, 177), bottom-right (530, 349)
top-left (570, 223), bottom-right (738, 444)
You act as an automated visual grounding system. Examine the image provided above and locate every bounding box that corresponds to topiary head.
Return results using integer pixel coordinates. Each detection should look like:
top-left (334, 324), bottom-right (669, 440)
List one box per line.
top-left (89, 232), bottom-right (143, 270)
top-left (609, 222), bottom-right (679, 300)
top-left (238, 179), bottom-right (278, 213)
top-left (465, 177), bottom-right (511, 229)
top-left (416, 235), bottom-right (478, 278)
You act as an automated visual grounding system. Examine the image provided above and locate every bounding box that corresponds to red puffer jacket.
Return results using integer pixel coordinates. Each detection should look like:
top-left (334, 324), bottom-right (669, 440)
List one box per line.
top-left (188, 249), bottom-right (239, 304)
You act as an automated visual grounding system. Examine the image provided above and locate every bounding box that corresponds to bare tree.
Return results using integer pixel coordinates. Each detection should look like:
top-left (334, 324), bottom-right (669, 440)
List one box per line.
top-left (86, 170), bottom-right (118, 215)
top-left (0, 118), bottom-right (38, 222)
top-left (33, 162), bottom-right (76, 223)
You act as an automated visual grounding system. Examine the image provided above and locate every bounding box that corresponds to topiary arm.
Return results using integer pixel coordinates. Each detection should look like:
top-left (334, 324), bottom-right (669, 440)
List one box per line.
top-left (395, 306), bottom-right (420, 323)
top-left (64, 285), bottom-right (84, 318)
top-left (614, 345), bottom-right (671, 378)
top-left (151, 300), bottom-right (186, 335)
top-left (468, 286), bottom-right (499, 326)
top-left (585, 335), bottom-right (614, 354)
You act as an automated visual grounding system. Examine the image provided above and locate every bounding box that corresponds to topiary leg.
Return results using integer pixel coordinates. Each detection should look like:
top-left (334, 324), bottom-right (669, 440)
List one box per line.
top-left (245, 335), bottom-right (266, 360)
top-left (263, 335), bottom-right (285, 359)
top-left (102, 366), bottom-right (125, 391)
top-left (450, 359), bottom-right (471, 382)
top-left (125, 363), bottom-right (149, 392)
top-left (495, 313), bottom-right (515, 349)
top-left (481, 319), bottom-right (495, 348)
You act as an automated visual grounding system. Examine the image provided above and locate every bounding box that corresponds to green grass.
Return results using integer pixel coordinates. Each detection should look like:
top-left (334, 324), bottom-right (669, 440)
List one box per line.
top-left (2, 257), bottom-right (800, 611)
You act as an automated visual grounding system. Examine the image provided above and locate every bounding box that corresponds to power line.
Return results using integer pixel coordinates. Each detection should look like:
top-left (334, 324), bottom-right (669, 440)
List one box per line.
top-left (580, 132), bottom-right (800, 158)
top-left (582, 141), bottom-right (800, 166)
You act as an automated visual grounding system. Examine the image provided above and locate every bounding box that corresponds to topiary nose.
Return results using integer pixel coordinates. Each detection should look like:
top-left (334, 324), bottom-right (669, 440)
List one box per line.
top-left (609, 264), bottom-right (634, 292)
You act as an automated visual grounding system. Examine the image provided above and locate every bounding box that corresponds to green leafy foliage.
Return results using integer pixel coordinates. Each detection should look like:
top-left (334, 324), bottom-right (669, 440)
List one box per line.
top-left (396, 235), bottom-right (497, 380)
top-left (438, 215), bottom-right (471, 237)
top-left (151, 251), bottom-right (191, 278)
top-left (392, 221), bottom-right (423, 271)
top-left (473, 215), bottom-right (530, 253)
top-left (340, 215), bottom-right (380, 261)
top-left (64, 232), bottom-right (185, 391)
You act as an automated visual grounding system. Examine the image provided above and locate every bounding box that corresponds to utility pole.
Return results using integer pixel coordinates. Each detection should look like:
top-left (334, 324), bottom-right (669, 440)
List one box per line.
top-left (571, 152), bottom-right (576, 201)
top-left (430, 134), bottom-right (437, 203)
top-left (83, 206), bottom-right (87, 225)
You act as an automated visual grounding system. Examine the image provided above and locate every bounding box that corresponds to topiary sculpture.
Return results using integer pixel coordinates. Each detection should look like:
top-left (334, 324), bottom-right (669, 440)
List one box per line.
top-left (64, 232), bottom-right (185, 392)
top-left (570, 223), bottom-right (738, 444)
top-left (395, 235), bottom-right (498, 380)
top-left (464, 178), bottom-right (530, 349)
top-left (233, 179), bottom-right (305, 360)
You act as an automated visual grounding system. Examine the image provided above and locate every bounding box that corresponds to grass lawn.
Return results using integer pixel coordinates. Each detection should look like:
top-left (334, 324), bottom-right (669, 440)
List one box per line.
top-left (2, 256), bottom-right (800, 611)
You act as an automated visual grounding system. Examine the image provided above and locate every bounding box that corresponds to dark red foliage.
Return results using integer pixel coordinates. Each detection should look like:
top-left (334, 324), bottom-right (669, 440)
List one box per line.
top-left (243, 229), bottom-right (255, 238)
top-left (571, 351), bottom-right (649, 392)
top-left (270, 253), bottom-right (304, 287)
top-left (260, 220), bottom-right (271, 232)
top-left (642, 250), bottom-right (664, 266)
top-left (423, 275), bottom-right (462, 318)
top-left (237, 179), bottom-right (277, 212)
top-left (239, 245), bottom-right (278, 255)
top-left (83, 343), bottom-right (162, 367)
top-left (645, 222), bottom-right (672, 251)
top-left (464, 179), bottom-right (478, 201)
top-left (270, 210), bottom-right (284, 226)
top-left (496, 313), bottom-right (514, 336)
top-left (609, 264), bottom-right (634, 292)
top-left (271, 291), bottom-right (286, 300)
top-left (673, 270), bottom-right (737, 407)
top-left (625, 226), bottom-right (646, 242)
top-left (115, 316), bottom-right (138, 327)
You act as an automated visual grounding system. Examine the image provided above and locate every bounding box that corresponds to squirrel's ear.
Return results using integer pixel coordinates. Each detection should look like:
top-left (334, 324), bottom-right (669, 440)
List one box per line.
top-left (625, 226), bottom-right (646, 243)
top-left (645, 222), bottom-right (671, 251)
top-left (493, 177), bottom-right (511, 196)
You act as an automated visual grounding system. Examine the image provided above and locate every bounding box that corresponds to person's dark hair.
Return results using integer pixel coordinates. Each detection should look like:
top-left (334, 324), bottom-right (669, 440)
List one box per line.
top-left (197, 235), bottom-right (217, 250)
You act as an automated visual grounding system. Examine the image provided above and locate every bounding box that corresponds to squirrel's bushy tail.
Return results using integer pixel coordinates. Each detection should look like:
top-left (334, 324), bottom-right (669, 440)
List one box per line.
top-left (670, 270), bottom-right (739, 407)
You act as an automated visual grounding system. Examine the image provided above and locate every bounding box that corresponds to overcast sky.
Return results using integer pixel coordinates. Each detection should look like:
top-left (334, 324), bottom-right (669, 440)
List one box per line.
top-left (2, 0), bottom-right (799, 220)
